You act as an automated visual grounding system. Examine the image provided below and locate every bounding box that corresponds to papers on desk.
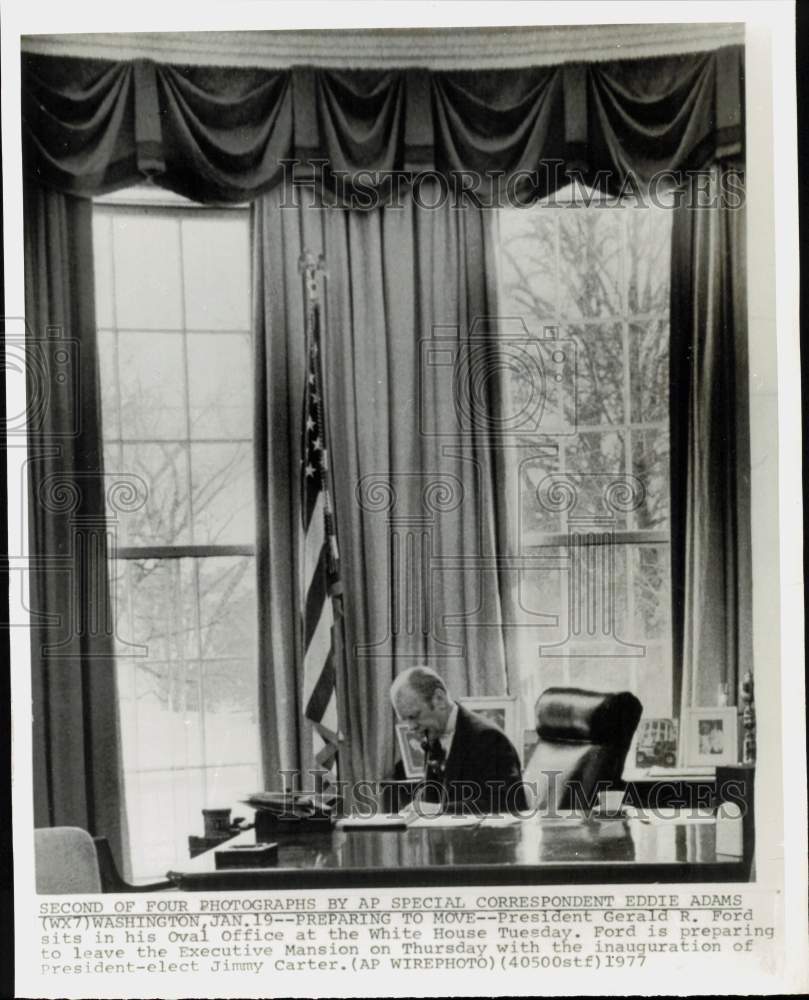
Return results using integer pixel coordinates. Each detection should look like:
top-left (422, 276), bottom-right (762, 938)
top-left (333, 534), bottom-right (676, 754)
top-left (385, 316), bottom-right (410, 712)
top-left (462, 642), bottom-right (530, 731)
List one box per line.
top-left (244, 790), bottom-right (339, 819)
top-left (336, 814), bottom-right (414, 830)
top-left (623, 806), bottom-right (715, 824)
top-left (407, 813), bottom-right (481, 829)
top-left (338, 806), bottom-right (485, 830)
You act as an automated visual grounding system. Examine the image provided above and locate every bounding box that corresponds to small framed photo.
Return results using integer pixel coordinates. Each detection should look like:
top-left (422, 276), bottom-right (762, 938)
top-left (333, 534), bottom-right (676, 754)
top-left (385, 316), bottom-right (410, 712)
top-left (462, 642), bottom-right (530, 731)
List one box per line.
top-left (684, 707), bottom-right (738, 766)
top-left (633, 718), bottom-right (679, 770)
top-left (459, 696), bottom-right (521, 759)
top-left (395, 723), bottom-right (425, 779)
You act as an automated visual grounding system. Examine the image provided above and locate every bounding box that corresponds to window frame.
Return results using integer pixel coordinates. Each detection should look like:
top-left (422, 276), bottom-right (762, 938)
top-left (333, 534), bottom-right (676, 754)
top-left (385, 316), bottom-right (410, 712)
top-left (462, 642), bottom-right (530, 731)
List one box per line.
top-left (93, 184), bottom-right (260, 878)
top-left (495, 187), bottom-right (675, 721)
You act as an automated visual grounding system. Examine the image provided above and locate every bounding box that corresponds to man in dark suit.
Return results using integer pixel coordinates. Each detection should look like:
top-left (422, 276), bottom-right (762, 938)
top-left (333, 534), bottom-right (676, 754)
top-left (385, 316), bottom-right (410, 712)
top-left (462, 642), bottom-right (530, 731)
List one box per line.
top-left (390, 666), bottom-right (527, 814)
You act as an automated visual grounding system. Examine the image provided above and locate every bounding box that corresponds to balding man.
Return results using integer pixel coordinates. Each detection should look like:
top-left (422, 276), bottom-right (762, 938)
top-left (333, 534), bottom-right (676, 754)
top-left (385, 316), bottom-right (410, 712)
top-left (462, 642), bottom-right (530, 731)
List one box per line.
top-left (390, 667), bottom-right (526, 814)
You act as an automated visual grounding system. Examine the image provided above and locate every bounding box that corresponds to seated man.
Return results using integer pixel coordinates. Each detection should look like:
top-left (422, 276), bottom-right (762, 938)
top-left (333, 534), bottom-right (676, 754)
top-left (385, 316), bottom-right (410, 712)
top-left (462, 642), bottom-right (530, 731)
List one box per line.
top-left (390, 666), bottom-right (527, 814)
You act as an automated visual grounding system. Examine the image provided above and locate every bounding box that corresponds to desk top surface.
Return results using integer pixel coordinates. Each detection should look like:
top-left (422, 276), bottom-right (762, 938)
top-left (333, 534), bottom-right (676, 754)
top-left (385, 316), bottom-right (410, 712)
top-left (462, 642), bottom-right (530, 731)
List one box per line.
top-left (170, 812), bottom-right (749, 890)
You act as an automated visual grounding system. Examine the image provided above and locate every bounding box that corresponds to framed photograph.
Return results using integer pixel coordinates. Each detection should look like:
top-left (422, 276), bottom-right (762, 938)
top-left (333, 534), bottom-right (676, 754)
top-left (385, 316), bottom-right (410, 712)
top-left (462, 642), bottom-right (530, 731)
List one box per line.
top-left (684, 708), bottom-right (739, 767)
top-left (459, 696), bottom-right (521, 758)
top-left (395, 723), bottom-right (426, 779)
top-left (633, 718), bottom-right (679, 770)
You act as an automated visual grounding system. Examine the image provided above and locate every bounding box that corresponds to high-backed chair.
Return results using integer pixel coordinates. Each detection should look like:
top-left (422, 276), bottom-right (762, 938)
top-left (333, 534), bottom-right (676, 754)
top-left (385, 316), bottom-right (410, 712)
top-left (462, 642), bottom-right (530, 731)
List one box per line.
top-left (35, 827), bottom-right (102, 894)
top-left (35, 828), bottom-right (172, 893)
top-left (523, 688), bottom-right (642, 810)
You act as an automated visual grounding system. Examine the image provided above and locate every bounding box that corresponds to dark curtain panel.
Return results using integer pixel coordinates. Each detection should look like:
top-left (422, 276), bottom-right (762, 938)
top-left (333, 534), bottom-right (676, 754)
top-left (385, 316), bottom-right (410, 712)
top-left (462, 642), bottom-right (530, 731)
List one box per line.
top-left (253, 184), bottom-right (510, 787)
top-left (669, 165), bottom-right (752, 717)
top-left (23, 181), bottom-right (129, 874)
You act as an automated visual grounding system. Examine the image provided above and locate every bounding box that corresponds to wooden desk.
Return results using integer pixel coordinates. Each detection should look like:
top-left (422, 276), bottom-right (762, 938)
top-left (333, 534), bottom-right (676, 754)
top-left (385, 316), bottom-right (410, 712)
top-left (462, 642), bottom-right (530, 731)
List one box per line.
top-left (168, 812), bottom-right (750, 891)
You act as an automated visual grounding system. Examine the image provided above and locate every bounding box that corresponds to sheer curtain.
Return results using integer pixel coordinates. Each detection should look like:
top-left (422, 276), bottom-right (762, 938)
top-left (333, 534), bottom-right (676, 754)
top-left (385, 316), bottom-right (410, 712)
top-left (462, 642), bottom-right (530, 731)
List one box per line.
top-left (24, 181), bottom-right (129, 873)
top-left (253, 184), bottom-right (513, 786)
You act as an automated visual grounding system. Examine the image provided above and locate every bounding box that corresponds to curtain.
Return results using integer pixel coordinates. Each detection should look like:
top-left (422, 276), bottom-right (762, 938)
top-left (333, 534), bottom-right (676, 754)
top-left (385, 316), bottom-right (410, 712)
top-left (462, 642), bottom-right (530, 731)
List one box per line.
top-left (23, 181), bottom-right (129, 874)
top-left (669, 165), bottom-right (752, 716)
top-left (253, 183), bottom-right (511, 786)
top-left (23, 48), bottom-right (744, 202)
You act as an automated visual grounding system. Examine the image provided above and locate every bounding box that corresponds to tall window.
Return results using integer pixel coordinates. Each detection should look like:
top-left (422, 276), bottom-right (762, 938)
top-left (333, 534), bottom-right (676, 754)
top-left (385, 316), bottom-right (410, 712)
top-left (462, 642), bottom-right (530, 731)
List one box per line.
top-left (93, 187), bottom-right (258, 879)
top-left (495, 187), bottom-right (673, 736)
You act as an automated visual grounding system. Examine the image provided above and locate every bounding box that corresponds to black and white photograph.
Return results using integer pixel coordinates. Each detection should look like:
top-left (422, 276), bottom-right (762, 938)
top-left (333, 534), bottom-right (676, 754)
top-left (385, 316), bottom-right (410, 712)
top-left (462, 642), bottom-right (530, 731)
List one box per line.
top-left (685, 707), bottom-right (739, 767)
top-left (3, 2), bottom-right (806, 997)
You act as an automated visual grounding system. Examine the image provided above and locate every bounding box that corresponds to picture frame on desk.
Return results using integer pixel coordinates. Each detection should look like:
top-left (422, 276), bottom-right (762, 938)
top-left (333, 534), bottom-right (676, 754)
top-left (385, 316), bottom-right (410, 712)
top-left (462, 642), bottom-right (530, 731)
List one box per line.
top-left (395, 723), bottom-right (426, 779)
top-left (625, 717), bottom-right (679, 778)
top-left (683, 707), bottom-right (739, 767)
top-left (459, 696), bottom-right (521, 760)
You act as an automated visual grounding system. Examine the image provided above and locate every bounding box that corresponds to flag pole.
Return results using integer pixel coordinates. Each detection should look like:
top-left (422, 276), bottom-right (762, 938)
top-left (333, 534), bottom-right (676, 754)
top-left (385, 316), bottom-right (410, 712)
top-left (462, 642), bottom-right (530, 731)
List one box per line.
top-left (298, 250), bottom-right (340, 798)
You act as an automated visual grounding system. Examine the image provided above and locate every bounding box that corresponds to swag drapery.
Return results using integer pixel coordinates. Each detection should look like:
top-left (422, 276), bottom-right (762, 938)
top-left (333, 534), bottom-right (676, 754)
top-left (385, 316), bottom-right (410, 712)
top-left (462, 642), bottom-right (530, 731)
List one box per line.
top-left (21, 44), bottom-right (748, 807)
top-left (23, 48), bottom-right (744, 200)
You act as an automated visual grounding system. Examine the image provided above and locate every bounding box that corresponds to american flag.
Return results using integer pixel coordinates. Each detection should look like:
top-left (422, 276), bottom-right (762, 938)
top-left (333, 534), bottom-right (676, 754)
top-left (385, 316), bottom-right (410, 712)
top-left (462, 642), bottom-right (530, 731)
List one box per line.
top-left (301, 297), bottom-right (342, 778)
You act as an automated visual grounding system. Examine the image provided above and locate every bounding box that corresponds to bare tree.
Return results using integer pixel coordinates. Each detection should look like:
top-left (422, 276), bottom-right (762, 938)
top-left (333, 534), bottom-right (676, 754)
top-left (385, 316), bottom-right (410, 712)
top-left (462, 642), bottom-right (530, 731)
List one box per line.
top-left (498, 200), bottom-right (672, 639)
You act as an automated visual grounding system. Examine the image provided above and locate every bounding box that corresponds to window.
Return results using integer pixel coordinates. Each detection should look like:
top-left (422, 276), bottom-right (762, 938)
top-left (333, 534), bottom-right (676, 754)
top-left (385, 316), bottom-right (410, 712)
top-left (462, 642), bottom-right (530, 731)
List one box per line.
top-left (93, 187), bottom-right (258, 879)
top-left (495, 187), bottom-right (673, 735)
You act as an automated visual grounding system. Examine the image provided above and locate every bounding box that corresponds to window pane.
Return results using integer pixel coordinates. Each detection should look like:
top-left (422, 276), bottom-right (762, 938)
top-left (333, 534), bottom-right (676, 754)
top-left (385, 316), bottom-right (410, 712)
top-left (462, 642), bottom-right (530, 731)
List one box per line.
top-left (630, 319), bottom-right (669, 423)
top-left (117, 331), bottom-right (188, 440)
top-left (533, 660), bottom-right (568, 698)
top-left (558, 210), bottom-right (623, 319)
top-left (519, 454), bottom-right (562, 539)
top-left (113, 556), bottom-right (259, 879)
top-left (202, 660), bottom-right (258, 722)
top-left (567, 323), bottom-right (625, 425)
top-left (497, 211), bottom-right (558, 320)
top-left (121, 442), bottom-right (192, 546)
top-left (635, 645), bottom-right (673, 718)
top-left (97, 330), bottom-right (120, 439)
top-left (112, 558), bottom-right (196, 660)
top-left (631, 544), bottom-right (671, 641)
top-left (564, 431), bottom-right (628, 528)
top-left (631, 427), bottom-right (670, 530)
top-left (187, 332), bottom-right (252, 439)
top-left (515, 548), bottom-right (564, 627)
top-left (112, 215), bottom-right (183, 329)
top-left (198, 556), bottom-right (257, 660)
top-left (190, 442), bottom-right (254, 545)
top-left (561, 541), bottom-right (629, 639)
top-left (122, 766), bottom-right (204, 882)
top-left (626, 208), bottom-right (671, 315)
top-left (182, 216), bottom-right (250, 330)
top-left (568, 657), bottom-right (632, 696)
top-left (93, 214), bottom-right (114, 328)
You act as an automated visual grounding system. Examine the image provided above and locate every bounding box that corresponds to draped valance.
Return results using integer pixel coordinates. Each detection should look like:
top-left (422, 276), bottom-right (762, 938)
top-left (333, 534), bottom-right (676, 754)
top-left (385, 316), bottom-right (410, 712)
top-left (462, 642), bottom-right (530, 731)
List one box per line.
top-left (22, 46), bottom-right (744, 202)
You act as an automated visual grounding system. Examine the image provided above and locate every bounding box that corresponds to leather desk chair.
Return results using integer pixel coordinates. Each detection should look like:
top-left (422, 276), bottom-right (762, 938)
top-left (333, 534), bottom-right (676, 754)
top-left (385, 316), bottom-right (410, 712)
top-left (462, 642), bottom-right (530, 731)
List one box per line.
top-left (523, 687), bottom-right (642, 810)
